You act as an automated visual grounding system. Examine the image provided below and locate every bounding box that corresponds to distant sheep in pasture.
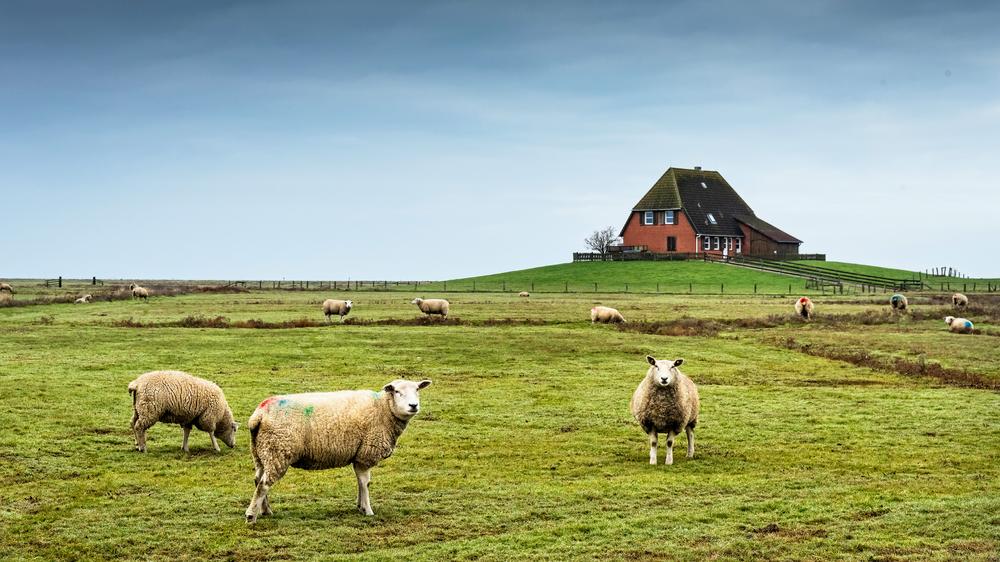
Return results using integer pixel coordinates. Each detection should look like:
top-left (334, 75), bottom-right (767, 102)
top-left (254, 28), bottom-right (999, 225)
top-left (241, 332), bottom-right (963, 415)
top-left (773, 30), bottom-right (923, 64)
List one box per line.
top-left (944, 316), bottom-right (974, 334)
top-left (890, 294), bottom-right (908, 312)
top-left (129, 283), bottom-right (149, 301)
top-left (794, 297), bottom-right (814, 320)
top-left (128, 370), bottom-right (238, 453)
top-left (590, 305), bottom-right (625, 324)
top-left (74, 294), bottom-right (93, 304)
top-left (322, 299), bottom-right (353, 322)
top-left (952, 293), bottom-right (968, 309)
top-left (518, 291), bottom-right (530, 297)
top-left (412, 298), bottom-right (449, 318)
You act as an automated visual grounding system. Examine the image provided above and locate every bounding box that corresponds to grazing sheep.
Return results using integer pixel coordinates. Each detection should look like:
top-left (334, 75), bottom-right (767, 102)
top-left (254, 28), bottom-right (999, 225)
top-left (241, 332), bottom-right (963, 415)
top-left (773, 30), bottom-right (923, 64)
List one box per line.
top-left (411, 297), bottom-right (449, 318)
top-left (944, 316), bottom-right (974, 334)
top-left (630, 355), bottom-right (699, 465)
top-left (0, 282), bottom-right (13, 294)
top-left (129, 283), bottom-right (149, 301)
top-left (74, 294), bottom-right (93, 304)
top-left (128, 370), bottom-right (238, 453)
top-left (590, 305), bottom-right (625, 324)
top-left (244, 378), bottom-right (432, 523)
top-left (518, 291), bottom-right (530, 297)
top-left (794, 296), bottom-right (814, 320)
top-left (322, 299), bottom-right (353, 323)
top-left (890, 294), bottom-right (908, 312)
top-left (952, 293), bottom-right (969, 309)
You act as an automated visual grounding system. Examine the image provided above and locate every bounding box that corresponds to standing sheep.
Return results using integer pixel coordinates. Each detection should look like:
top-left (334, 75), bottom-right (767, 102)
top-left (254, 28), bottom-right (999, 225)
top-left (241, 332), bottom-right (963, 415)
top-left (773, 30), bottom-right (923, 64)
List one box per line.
top-left (411, 297), bottom-right (449, 319)
top-left (890, 294), bottom-right (908, 312)
top-left (631, 355), bottom-right (699, 465)
top-left (794, 296), bottom-right (814, 320)
top-left (952, 293), bottom-right (969, 309)
top-left (591, 305), bottom-right (625, 324)
top-left (244, 378), bottom-right (432, 524)
top-left (322, 299), bottom-right (353, 322)
top-left (129, 283), bottom-right (149, 301)
top-left (518, 291), bottom-right (530, 297)
top-left (0, 282), bottom-right (13, 294)
top-left (944, 316), bottom-right (975, 334)
top-left (128, 370), bottom-right (238, 453)
top-left (74, 294), bottom-right (93, 304)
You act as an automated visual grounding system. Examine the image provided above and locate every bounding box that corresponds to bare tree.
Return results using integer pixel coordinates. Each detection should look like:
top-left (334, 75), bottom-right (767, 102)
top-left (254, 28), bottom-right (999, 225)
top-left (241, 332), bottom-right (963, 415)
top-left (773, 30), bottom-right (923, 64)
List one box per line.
top-left (584, 226), bottom-right (619, 256)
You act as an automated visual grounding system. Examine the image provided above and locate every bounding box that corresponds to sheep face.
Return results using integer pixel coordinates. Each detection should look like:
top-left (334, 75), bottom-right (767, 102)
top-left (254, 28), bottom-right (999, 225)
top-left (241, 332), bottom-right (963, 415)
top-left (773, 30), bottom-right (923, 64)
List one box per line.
top-left (646, 355), bottom-right (684, 387)
top-left (411, 298), bottom-right (423, 305)
top-left (129, 284), bottom-right (136, 290)
top-left (213, 420), bottom-right (239, 448)
top-left (383, 379), bottom-right (432, 419)
top-left (944, 316), bottom-right (955, 325)
top-left (345, 300), bottom-right (354, 310)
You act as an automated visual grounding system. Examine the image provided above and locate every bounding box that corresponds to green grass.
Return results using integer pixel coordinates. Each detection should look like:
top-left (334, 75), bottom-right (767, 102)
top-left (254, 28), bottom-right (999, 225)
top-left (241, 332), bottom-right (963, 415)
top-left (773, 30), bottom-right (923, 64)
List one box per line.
top-left (792, 261), bottom-right (999, 284)
top-left (1, 290), bottom-right (999, 560)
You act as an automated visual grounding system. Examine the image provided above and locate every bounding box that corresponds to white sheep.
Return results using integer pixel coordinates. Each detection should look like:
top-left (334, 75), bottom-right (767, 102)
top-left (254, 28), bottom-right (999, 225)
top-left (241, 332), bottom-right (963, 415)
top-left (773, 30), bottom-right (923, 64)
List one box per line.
top-left (518, 291), bottom-right (530, 297)
top-left (890, 294), bottom-right (908, 312)
top-left (128, 370), bottom-right (238, 453)
top-left (591, 305), bottom-right (625, 324)
top-left (794, 296), bottom-right (814, 320)
top-left (944, 316), bottom-right (974, 334)
top-left (322, 299), bottom-right (353, 322)
top-left (411, 297), bottom-right (449, 318)
top-left (244, 378), bottom-right (432, 524)
top-left (631, 355), bottom-right (699, 465)
top-left (952, 293), bottom-right (969, 309)
top-left (0, 282), bottom-right (13, 294)
top-left (129, 283), bottom-right (149, 301)
top-left (74, 294), bottom-right (93, 304)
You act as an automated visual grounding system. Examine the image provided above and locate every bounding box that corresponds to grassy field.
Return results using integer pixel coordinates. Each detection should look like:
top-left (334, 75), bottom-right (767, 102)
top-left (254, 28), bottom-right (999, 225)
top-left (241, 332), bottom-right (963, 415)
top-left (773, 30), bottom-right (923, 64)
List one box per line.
top-left (1, 282), bottom-right (999, 560)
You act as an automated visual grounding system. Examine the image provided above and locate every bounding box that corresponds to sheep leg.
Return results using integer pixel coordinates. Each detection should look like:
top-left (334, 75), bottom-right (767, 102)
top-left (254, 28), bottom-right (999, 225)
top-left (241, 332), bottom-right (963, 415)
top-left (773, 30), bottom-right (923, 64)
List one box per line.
top-left (647, 430), bottom-right (658, 465)
top-left (354, 464), bottom-right (374, 516)
top-left (210, 432), bottom-right (220, 452)
top-left (133, 418), bottom-right (153, 452)
top-left (246, 470), bottom-right (282, 524)
top-left (665, 431), bottom-right (676, 465)
top-left (686, 426), bottom-right (695, 458)
top-left (253, 464), bottom-right (272, 516)
top-left (182, 425), bottom-right (192, 452)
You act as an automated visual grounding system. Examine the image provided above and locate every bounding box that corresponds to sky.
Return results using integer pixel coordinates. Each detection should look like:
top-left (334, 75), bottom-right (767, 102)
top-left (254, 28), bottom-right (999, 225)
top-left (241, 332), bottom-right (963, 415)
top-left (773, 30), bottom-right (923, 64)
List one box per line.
top-left (2, 0), bottom-right (999, 280)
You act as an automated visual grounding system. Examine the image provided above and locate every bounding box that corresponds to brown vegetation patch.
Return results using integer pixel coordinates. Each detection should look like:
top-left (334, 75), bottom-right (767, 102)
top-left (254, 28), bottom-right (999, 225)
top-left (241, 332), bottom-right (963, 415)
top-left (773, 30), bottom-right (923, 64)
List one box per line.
top-left (778, 337), bottom-right (998, 390)
top-left (112, 315), bottom-right (567, 329)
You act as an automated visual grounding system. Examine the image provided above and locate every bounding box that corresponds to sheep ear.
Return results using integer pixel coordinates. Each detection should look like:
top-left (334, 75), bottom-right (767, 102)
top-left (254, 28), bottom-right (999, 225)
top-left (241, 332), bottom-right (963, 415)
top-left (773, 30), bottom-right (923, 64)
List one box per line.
top-left (646, 355), bottom-right (656, 366)
top-left (383, 383), bottom-right (395, 393)
top-left (673, 358), bottom-right (684, 367)
top-left (417, 379), bottom-right (432, 389)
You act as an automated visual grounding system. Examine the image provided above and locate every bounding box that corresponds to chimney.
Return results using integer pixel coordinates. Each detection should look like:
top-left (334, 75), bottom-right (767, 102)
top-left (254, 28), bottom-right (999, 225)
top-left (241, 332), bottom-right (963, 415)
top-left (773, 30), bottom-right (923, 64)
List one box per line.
top-left (694, 166), bottom-right (702, 171)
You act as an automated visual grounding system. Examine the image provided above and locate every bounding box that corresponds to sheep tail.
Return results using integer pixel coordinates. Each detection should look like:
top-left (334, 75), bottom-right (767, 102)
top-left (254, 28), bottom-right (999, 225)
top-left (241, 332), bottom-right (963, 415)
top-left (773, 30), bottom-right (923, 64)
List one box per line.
top-left (248, 408), bottom-right (264, 449)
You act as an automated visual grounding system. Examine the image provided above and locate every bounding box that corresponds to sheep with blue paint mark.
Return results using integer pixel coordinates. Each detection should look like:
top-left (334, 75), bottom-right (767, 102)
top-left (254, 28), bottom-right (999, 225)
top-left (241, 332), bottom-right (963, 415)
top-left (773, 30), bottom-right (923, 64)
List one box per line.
top-left (245, 378), bottom-right (432, 523)
top-left (944, 316), bottom-right (974, 334)
top-left (890, 294), bottom-right (908, 312)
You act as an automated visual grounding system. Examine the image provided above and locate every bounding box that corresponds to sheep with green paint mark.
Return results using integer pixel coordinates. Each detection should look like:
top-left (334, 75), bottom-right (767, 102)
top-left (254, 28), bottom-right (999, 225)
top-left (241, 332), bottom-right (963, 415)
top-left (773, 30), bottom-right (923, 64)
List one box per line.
top-left (128, 370), bottom-right (238, 453)
top-left (245, 378), bottom-right (432, 523)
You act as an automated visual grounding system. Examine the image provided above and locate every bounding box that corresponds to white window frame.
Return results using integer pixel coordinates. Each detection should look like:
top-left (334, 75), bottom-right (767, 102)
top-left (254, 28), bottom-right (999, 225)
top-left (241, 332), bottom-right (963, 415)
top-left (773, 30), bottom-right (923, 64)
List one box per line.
top-left (713, 237), bottom-right (720, 250)
top-left (703, 236), bottom-right (710, 251)
top-left (664, 210), bottom-right (675, 225)
top-left (644, 211), bottom-right (654, 225)
top-left (736, 238), bottom-right (742, 253)
top-left (707, 213), bottom-right (717, 225)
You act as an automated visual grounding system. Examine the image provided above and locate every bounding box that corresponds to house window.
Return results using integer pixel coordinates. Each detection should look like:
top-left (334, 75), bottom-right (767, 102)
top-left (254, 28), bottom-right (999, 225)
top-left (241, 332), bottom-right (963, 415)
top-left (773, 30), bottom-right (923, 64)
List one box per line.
top-left (644, 211), bottom-right (654, 225)
top-left (736, 238), bottom-right (742, 253)
top-left (701, 182), bottom-right (708, 189)
top-left (707, 213), bottom-right (717, 225)
top-left (713, 237), bottom-right (720, 250)
top-left (667, 236), bottom-right (677, 252)
top-left (664, 210), bottom-right (675, 224)
top-left (703, 237), bottom-right (710, 251)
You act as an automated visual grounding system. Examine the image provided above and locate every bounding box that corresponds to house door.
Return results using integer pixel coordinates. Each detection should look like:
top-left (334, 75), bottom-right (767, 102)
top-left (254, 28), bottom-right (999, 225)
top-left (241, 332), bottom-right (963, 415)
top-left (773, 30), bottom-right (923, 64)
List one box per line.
top-left (666, 236), bottom-right (677, 252)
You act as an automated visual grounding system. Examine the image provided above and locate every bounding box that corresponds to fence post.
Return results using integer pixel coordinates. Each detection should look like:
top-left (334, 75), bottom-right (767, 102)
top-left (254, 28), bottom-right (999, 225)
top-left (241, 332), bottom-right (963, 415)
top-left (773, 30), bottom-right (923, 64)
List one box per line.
top-left (720, 283), bottom-right (724, 294)
top-left (92, 276), bottom-right (97, 286)
top-left (788, 284), bottom-right (791, 294)
top-left (473, 281), bottom-right (476, 292)
top-left (59, 276), bottom-right (62, 288)
top-left (689, 283), bottom-right (692, 294)
top-left (502, 281), bottom-right (505, 292)
top-left (594, 282), bottom-right (598, 292)
top-left (444, 281), bottom-right (447, 291)
top-left (565, 281), bottom-right (568, 293)
top-left (754, 283), bottom-right (757, 294)
top-left (531, 282), bottom-right (535, 292)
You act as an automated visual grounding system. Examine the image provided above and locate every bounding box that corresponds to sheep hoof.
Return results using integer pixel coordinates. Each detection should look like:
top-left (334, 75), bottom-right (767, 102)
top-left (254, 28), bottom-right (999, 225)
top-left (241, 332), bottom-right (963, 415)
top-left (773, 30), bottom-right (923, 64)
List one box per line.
top-left (245, 512), bottom-right (257, 524)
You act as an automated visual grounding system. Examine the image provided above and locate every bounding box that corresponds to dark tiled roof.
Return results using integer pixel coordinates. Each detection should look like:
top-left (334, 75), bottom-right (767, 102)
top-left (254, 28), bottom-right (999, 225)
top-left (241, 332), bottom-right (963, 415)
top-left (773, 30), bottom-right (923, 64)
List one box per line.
top-left (734, 214), bottom-right (802, 244)
top-left (629, 167), bottom-right (800, 242)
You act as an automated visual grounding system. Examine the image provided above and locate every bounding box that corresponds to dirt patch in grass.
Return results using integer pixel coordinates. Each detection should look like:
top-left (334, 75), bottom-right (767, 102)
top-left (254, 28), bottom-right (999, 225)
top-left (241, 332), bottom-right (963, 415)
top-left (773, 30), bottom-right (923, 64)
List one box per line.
top-left (777, 337), bottom-right (999, 390)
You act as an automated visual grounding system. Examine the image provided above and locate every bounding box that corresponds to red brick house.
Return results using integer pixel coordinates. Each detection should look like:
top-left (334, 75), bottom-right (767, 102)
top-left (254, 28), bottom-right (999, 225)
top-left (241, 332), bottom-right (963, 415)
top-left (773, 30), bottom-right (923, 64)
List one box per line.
top-left (619, 167), bottom-right (802, 258)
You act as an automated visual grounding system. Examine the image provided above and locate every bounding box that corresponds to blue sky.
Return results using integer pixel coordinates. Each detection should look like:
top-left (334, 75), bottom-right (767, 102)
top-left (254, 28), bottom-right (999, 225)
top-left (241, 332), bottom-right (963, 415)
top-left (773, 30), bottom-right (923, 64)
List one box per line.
top-left (3, 0), bottom-right (999, 279)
